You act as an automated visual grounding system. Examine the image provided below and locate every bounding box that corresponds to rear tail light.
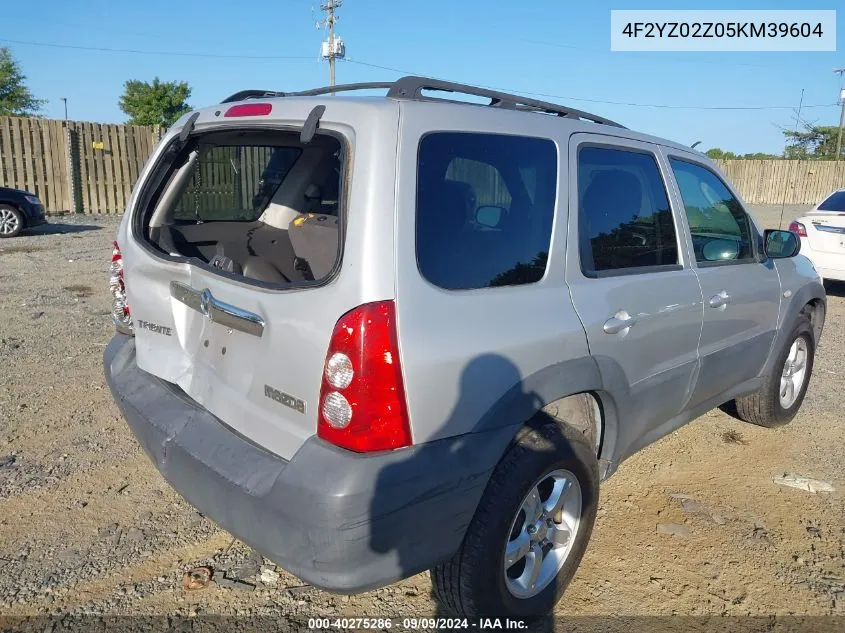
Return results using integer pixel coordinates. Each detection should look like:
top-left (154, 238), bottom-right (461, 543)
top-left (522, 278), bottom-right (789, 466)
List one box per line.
top-left (788, 221), bottom-right (807, 237)
top-left (318, 301), bottom-right (412, 452)
top-left (110, 241), bottom-right (133, 335)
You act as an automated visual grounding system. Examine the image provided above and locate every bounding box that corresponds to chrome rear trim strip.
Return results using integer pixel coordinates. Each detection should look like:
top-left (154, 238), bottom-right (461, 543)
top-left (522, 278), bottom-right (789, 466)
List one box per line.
top-left (170, 281), bottom-right (265, 338)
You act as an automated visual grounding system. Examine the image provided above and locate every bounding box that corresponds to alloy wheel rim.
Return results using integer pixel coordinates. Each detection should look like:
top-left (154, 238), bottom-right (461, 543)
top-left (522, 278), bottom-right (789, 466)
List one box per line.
top-left (503, 468), bottom-right (582, 599)
top-left (0, 208), bottom-right (20, 235)
top-left (780, 337), bottom-right (809, 409)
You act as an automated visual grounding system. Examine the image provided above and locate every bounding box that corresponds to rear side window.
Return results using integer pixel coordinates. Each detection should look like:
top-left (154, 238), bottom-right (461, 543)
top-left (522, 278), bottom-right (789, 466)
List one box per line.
top-left (173, 145), bottom-right (301, 222)
top-left (416, 133), bottom-right (557, 290)
top-left (578, 146), bottom-right (678, 275)
top-left (818, 190), bottom-right (845, 211)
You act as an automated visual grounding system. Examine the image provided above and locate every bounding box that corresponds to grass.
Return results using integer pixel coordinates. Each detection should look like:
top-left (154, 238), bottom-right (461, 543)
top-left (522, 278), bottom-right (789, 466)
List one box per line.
top-left (63, 284), bottom-right (94, 298)
top-left (0, 244), bottom-right (43, 255)
top-left (721, 429), bottom-right (748, 445)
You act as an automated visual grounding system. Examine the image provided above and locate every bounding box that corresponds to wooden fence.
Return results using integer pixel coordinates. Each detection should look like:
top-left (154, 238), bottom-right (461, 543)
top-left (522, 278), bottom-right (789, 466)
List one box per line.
top-left (0, 116), bottom-right (161, 214)
top-left (715, 159), bottom-right (845, 205)
top-left (3, 115), bottom-right (845, 213)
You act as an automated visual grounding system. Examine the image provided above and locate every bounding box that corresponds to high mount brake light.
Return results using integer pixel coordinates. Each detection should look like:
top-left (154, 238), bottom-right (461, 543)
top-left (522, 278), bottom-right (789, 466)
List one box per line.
top-left (788, 221), bottom-right (807, 238)
top-left (224, 103), bottom-right (273, 118)
top-left (110, 242), bottom-right (133, 335)
top-left (317, 301), bottom-right (412, 453)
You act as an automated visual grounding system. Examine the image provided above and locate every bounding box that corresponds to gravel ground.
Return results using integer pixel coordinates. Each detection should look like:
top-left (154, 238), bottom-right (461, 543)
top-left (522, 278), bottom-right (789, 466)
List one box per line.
top-left (0, 211), bottom-right (843, 624)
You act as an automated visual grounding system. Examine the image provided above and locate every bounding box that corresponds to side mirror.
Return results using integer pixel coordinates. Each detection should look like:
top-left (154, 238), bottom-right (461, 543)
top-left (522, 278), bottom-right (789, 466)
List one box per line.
top-left (475, 205), bottom-right (506, 228)
top-left (764, 229), bottom-right (801, 259)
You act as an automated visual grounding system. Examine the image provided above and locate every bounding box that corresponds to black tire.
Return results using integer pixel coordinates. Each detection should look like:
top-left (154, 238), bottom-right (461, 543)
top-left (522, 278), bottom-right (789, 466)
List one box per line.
top-left (733, 315), bottom-right (815, 428)
top-left (0, 204), bottom-right (24, 238)
top-left (431, 420), bottom-right (599, 619)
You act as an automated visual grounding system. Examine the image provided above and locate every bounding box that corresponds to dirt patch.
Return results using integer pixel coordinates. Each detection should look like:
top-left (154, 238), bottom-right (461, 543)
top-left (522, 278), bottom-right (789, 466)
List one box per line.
top-left (0, 213), bottom-right (842, 620)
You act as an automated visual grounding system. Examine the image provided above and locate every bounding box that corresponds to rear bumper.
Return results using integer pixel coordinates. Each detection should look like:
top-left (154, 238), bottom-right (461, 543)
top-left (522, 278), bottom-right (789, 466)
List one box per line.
top-left (816, 266), bottom-right (845, 282)
top-left (801, 242), bottom-right (844, 281)
top-left (104, 334), bottom-right (513, 593)
top-left (21, 202), bottom-right (46, 226)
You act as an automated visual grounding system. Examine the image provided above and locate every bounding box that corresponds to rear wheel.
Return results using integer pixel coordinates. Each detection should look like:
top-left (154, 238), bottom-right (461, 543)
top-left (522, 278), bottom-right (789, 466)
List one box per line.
top-left (431, 421), bottom-right (599, 619)
top-left (0, 205), bottom-right (23, 238)
top-left (733, 315), bottom-right (815, 428)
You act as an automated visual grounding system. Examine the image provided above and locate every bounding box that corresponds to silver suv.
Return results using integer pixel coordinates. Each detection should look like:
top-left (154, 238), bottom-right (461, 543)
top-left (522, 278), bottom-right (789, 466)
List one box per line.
top-left (104, 77), bottom-right (826, 618)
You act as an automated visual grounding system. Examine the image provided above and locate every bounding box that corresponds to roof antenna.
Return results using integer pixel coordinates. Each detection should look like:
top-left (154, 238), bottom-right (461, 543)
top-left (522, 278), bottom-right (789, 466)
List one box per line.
top-left (778, 88), bottom-right (805, 229)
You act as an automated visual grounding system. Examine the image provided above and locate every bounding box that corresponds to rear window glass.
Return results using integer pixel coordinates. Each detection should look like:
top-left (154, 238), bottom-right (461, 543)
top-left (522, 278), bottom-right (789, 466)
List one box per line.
top-left (578, 146), bottom-right (678, 274)
top-left (144, 130), bottom-right (343, 287)
top-left (173, 145), bottom-right (302, 222)
top-left (818, 191), bottom-right (845, 212)
top-left (416, 133), bottom-right (557, 290)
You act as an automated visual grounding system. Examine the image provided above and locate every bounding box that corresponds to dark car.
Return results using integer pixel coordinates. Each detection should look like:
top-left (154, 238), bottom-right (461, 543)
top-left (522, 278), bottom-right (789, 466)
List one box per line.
top-left (0, 186), bottom-right (47, 238)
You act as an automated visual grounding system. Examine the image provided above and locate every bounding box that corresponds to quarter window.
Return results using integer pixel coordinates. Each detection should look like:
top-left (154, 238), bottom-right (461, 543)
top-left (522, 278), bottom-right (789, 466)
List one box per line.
top-left (416, 133), bottom-right (557, 290)
top-left (578, 146), bottom-right (678, 275)
top-left (669, 158), bottom-right (755, 264)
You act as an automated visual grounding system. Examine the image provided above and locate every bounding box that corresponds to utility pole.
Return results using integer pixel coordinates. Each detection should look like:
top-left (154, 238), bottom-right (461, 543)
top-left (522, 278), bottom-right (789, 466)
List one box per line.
top-left (318, 0), bottom-right (345, 90)
top-left (61, 97), bottom-right (68, 122)
top-left (835, 68), bottom-right (845, 161)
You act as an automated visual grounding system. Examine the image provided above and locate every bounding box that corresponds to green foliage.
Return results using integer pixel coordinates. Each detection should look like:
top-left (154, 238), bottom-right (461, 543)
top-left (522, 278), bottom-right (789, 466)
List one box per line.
top-left (705, 147), bottom-right (780, 160)
top-left (0, 47), bottom-right (45, 117)
top-left (783, 124), bottom-right (843, 160)
top-left (118, 77), bottom-right (191, 127)
top-left (705, 148), bottom-right (737, 160)
top-left (740, 152), bottom-right (781, 160)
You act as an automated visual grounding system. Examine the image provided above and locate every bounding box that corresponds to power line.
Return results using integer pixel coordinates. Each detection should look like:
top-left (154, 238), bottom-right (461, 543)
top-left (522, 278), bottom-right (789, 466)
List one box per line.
top-left (342, 59), bottom-right (837, 111)
top-left (519, 38), bottom-right (777, 70)
top-left (0, 38), bottom-right (315, 60)
top-left (4, 36), bottom-right (838, 112)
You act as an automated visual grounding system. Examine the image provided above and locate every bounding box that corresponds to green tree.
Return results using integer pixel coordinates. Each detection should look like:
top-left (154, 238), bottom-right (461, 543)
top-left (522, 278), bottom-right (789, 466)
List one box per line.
top-left (0, 47), bottom-right (45, 116)
top-left (739, 152), bottom-right (780, 160)
top-left (706, 148), bottom-right (781, 160)
top-left (705, 148), bottom-right (738, 160)
top-left (119, 77), bottom-right (191, 127)
top-left (783, 123), bottom-right (843, 160)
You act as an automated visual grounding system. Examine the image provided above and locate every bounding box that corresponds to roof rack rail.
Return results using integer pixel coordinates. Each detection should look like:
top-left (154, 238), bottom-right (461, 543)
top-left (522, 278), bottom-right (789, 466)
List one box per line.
top-left (221, 76), bottom-right (624, 127)
top-left (387, 76), bottom-right (623, 127)
top-left (221, 83), bottom-right (393, 103)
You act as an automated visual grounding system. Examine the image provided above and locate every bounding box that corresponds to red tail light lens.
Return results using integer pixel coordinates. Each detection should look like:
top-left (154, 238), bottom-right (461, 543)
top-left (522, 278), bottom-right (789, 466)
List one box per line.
top-left (788, 221), bottom-right (807, 237)
top-left (110, 241), bottom-right (133, 335)
top-left (224, 103), bottom-right (273, 117)
top-left (318, 301), bottom-right (412, 452)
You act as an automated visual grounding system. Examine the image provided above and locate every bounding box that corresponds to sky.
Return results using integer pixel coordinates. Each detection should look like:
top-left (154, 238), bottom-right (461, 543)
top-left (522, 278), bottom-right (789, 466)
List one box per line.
top-left (2, 0), bottom-right (843, 155)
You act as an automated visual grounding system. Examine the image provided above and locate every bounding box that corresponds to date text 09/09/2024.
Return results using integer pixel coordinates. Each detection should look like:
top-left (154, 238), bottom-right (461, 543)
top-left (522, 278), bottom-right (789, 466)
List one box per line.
top-left (307, 618), bottom-right (530, 630)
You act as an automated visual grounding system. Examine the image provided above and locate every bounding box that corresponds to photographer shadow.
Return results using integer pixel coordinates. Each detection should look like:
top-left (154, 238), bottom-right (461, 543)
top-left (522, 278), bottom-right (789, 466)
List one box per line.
top-left (369, 353), bottom-right (576, 631)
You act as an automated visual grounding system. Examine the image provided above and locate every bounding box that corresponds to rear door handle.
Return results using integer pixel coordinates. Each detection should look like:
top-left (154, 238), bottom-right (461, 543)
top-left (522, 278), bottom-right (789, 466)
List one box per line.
top-left (603, 310), bottom-right (637, 334)
top-left (170, 281), bottom-right (265, 337)
top-left (708, 291), bottom-right (730, 309)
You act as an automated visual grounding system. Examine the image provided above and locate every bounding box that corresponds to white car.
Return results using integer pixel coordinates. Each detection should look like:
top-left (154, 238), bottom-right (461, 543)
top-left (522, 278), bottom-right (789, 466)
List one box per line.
top-left (789, 188), bottom-right (845, 282)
